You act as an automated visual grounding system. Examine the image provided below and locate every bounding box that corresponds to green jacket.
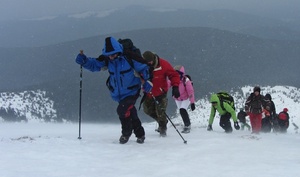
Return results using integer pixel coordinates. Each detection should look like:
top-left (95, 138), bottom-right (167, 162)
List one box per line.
top-left (208, 94), bottom-right (238, 125)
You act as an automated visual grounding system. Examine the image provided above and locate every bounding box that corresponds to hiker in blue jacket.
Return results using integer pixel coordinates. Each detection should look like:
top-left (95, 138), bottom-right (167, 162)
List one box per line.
top-left (75, 37), bottom-right (152, 144)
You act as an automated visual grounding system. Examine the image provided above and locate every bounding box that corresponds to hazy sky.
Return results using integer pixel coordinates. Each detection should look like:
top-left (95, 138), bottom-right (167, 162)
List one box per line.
top-left (0, 0), bottom-right (300, 21)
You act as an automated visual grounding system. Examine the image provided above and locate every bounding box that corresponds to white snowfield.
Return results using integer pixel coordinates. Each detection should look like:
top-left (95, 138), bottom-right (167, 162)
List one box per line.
top-left (1, 85), bottom-right (299, 177)
top-left (0, 122), bottom-right (299, 177)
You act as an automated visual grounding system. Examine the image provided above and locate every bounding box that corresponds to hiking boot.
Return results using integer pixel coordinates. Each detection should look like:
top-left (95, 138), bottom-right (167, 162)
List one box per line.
top-left (181, 125), bottom-right (191, 133)
top-left (158, 127), bottom-right (167, 137)
top-left (119, 135), bottom-right (130, 144)
top-left (136, 136), bottom-right (145, 144)
top-left (155, 127), bottom-right (167, 136)
top-left (155, 127), bottom-right (160, 133)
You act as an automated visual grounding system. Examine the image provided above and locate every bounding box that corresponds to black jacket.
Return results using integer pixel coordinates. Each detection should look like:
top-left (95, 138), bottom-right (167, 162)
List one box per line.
top-left (245, 93), bottom-right (270, 114)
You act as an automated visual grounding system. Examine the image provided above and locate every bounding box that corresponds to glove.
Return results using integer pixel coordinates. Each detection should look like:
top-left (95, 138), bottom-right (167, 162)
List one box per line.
top-left (207, 125), bottom-right (213, 131)
top-left (234, 122), bottom-right (240, 130)
top-left (191, 103), bottom-right (195, 111)
top-left (142, 80), bottom-right (153, 93)
top-left (97, 54), bottom-right (107, 61)
top-left (76, 53), bottom-right (87, 65)
top-left (172, 86), bottom-right (180, 98)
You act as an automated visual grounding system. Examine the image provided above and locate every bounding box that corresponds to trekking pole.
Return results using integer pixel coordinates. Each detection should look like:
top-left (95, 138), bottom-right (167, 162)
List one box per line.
top-left (292, 122), bottom-right (299, 134)
top-left (150, 92), bottom-right (187, 144)
top-left (78, 50), bottom-right (84, 140)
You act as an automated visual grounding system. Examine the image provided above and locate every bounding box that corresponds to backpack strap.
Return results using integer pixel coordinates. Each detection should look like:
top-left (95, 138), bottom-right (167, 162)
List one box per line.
top-left (123, 56), bottom-right (134, 69)
top-left (218, 95), bottom-right (226, 111)
top-left (183, 75), bottom-right (187, 87)
top-left (183, 75), bottom-right (192, 87)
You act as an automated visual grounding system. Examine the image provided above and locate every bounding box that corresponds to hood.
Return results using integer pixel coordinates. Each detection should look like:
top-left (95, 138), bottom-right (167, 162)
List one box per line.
top-left (174, 65), bottom-right (185, 74)
top-left (102, 37), bottom-right (123, 56)
top-left (210, 94), bottom-right (220, 104)
top-left (265, 93), bottom-right (272, 100)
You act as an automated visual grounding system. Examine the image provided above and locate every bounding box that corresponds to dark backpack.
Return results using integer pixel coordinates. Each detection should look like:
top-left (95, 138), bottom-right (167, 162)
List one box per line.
top-left (183, 74), bottom-right (193, 86)
top-left (118, 38), bottom-right (142, 57)
top-left (118, 38), bottom-right (148, 66)
top-left (217, 92), bottom-right (235, 111)
top-left (99, 38), bottom-right (147, 69)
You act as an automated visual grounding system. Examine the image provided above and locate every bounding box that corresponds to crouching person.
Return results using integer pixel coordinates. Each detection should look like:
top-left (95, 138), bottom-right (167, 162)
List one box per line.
top-left (207, 94), bottom-right (240, 133)
top-left (277, 108), bottom-right (290, 133)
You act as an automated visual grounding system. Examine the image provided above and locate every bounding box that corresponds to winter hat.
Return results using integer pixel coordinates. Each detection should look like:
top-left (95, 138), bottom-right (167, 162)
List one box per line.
top-left (283, 108), bottom-right (288, 112)
top-left (143, 51), bottom-right (158, 67)
top-left (253, 86), bottom-right (261, 93)
top-left (174, 65), bottom-right (182, 71)
top-left (102, 37), bottom-right (123, 56)
top-left (265, 93), bottom-right (272, 100)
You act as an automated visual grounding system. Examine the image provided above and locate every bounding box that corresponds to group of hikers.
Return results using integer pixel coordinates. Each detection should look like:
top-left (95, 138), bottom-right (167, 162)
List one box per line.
top-left (75, 36), bottom-right (195, 144)
top-left (75, 36), bottom-right (289, 144)
top-left (208, 86), bottom-right (290, 134)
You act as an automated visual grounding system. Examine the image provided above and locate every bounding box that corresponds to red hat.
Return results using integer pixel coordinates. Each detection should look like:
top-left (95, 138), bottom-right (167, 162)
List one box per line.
top-left (283, 108), bottom-right (288, 112)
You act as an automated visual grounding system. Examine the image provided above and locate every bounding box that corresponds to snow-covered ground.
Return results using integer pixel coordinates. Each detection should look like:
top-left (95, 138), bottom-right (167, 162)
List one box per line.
top-left (1, 85), bottom-right (300, 177)
top-left (0, 122), bottom-right (299, 177)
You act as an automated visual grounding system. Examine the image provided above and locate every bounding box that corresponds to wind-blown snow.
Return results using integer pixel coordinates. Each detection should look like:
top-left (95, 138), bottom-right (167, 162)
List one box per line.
top-left (0, 85), bottom-right (299, 177)
top-left (0, 122), bottom-right (299, 177)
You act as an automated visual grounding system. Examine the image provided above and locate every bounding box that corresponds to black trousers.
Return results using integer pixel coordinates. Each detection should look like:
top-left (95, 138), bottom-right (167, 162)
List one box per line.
top-left (219, 113), bottom-right (233, 133)
top-left (117, 94), bottom-right (145, 138)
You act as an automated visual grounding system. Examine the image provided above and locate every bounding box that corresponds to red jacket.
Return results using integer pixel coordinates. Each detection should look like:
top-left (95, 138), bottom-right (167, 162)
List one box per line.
top-left (147, 58), bottom-right (180, 97)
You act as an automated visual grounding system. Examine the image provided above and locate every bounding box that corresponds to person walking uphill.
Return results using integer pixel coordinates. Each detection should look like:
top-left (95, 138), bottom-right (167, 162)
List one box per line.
top-left (277, 108), bottom-right (290, 133)
top-left (263, 93), bottom-right (277, 132)
top-left (75, 37), bottom-right (153, 144)
top-left (171, 65), bottom-right (196, 133)
top-left (142, 51), bottom-right (180, 137)
top-left (245, 86), bottom-right (271, 134)
top-left (207, 94), bottom-right (240, 133)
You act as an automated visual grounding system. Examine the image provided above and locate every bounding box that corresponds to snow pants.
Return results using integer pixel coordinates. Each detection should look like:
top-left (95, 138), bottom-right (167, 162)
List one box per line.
top-left (261, 116), bottom-right (272, 133)
top-left (278, 119), bottom-right (289, 133)
top-left (219, 113), bottom-right (233, 133)
top-left (175, 99), bottom-right (191, 127)
top-left (143, 94), bottom-right (168, 129)
top-left (117, 94), bottom-right (145, 138)
top-left (249, 113), bottom-right (262, 133)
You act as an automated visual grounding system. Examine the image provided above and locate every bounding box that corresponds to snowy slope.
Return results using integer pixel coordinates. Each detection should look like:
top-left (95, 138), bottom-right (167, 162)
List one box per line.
top-left (0, 123), bottom-right (299, 177)
top-left (0, 85), bottom-right (299, 177)
top-left (0, 90), bottom-right (57, 122)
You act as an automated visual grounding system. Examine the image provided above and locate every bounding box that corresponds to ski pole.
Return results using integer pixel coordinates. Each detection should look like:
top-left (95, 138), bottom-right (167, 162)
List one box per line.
top-left (292, 122), bottom-right (299, 134)
top-left (150, 92), bottom-right (187, 144)
top-left (78, 50), bottom-right (84, 140)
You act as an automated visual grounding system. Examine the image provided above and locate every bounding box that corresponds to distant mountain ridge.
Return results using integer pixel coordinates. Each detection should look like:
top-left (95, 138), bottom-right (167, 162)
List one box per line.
top-left (1, 6), bottom-right (300, 47)
top-left (1, 26), bottom-right (300, 121)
